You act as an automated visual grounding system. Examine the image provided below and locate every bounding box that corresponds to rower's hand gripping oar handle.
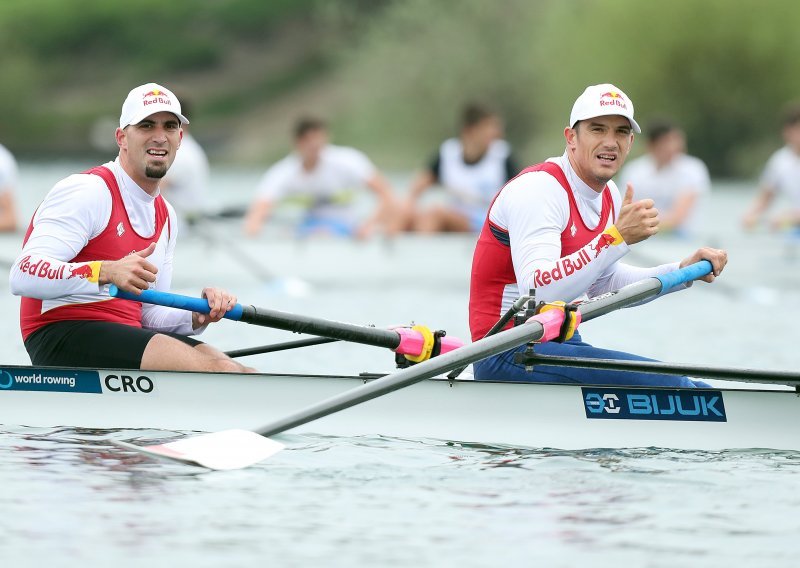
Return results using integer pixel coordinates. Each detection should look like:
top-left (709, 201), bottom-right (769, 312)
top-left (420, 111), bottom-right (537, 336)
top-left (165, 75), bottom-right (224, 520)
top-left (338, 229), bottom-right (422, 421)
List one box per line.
top-left (109, 285), bottom-right (245, 320)
top-left (655, 260), bottom-right (712, 294)
top-left (108, 285), bottom-right (463, 360)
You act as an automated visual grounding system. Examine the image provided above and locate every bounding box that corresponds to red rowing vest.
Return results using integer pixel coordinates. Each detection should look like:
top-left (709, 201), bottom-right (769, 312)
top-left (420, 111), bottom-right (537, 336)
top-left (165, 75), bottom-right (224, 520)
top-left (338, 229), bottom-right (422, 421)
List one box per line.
top-left (20, 166), bottom-right (170, 341)
top-left (468, 161), bottom-right (614, 341)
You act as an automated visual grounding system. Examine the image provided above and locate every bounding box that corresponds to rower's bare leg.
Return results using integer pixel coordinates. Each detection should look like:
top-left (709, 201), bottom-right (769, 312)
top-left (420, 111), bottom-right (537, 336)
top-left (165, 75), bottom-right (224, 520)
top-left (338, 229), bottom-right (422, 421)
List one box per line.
top-left (141, 334), bottom-right (257, 373)
top-left (387, 203), bottom-right (415, 234)
top-left (414, 206), bottom-right (472, 233)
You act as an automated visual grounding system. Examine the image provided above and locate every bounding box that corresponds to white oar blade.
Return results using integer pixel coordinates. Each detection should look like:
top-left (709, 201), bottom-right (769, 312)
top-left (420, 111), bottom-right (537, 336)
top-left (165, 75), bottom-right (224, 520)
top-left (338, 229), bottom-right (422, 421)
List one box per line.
top-left (115, 429), bottom-right (285, 470)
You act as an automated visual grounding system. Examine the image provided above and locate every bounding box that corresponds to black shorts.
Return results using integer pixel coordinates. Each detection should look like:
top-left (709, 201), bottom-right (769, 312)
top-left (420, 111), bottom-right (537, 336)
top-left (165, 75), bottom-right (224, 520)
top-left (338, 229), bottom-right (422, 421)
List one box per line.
top-left (24, 320), bottom-right (203, 369)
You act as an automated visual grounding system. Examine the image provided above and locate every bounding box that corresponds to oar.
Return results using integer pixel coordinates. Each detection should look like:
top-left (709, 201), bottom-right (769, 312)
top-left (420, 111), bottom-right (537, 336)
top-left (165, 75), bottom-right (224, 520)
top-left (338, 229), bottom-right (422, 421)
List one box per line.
top-left (112, 260), bottom-right (712, 470)
top-left (109, 285), bottom-right (464, 360)
top-left (627, 248), bottom-right (777, 305)
top-left (187, 217), bottom-right (313, 297)
top-left (225, 337), bottom-right (338, 358)
top-left (517, 354), bottom-right (800, 386)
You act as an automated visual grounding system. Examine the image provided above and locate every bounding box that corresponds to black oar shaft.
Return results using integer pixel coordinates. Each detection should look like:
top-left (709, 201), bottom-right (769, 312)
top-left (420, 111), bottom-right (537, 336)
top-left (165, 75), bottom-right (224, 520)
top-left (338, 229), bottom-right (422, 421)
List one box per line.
top-left (240, 305), bottom-right (400, 350)
top-left (225, 337), bottom-right (338, 358)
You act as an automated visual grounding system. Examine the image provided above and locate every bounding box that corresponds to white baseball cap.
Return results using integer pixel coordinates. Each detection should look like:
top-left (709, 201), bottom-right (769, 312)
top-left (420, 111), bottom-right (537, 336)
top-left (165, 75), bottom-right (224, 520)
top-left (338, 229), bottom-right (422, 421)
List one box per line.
top-left (119, 83), bottom-right (189, 129)
top-left (569, 83), bottom-right (640, 133)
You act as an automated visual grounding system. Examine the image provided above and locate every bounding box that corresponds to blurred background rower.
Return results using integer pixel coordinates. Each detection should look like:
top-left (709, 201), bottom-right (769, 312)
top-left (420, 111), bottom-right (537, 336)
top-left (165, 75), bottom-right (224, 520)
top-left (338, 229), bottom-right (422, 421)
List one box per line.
top-left (619, 118), bottom-right (710, 238)
top-left (400, 103), bottom-right (518, 234)
top-left (244, 117), bottom-right (396, 239)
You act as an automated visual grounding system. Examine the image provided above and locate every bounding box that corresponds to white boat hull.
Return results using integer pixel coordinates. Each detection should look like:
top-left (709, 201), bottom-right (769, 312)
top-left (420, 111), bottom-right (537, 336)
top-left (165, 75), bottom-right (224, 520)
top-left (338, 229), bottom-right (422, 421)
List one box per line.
top-left (1, 364), bottom-right (798, 451)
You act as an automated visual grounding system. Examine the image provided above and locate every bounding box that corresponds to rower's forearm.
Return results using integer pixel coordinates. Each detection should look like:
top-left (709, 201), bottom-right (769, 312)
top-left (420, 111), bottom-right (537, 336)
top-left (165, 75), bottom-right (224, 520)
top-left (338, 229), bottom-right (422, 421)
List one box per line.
top-left (746, 190), bottom-right (774, 218)
top-left (0, 191), bottom-right (17, 232)
top-left (244, 200), bottom-right (273, 234)
top-left (9, 253), bottom-right (101, 298)
top-left (589, 261), bottom-right (682, 302)
top-left (406, 172), bottom-right (434, 202)
top-left (142, 304), bottom-right (198, 336)
top-left (515, 228), bottom-right (628, 304)
top-left (0, 211), bottom-right (17, 232)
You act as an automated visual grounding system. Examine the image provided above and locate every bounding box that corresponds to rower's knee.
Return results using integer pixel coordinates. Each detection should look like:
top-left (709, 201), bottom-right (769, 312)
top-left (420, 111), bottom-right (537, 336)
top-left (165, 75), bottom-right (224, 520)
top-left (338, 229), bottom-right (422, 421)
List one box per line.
top-left (205, 357), bottom-right (257, 374)
top-left (141, 334), bottom-right (257, 373)
top-left (413, 208), bottom-right (444, 233)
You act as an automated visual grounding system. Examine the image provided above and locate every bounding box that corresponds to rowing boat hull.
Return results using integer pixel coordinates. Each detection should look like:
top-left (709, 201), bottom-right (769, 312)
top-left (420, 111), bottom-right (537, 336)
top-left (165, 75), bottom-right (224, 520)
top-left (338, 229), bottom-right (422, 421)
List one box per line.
top-left (1, 364), bottom-right (797, 450)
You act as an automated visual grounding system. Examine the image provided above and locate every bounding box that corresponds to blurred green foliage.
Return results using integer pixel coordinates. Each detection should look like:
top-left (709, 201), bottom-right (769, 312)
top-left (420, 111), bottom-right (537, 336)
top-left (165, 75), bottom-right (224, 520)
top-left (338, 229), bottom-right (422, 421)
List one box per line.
top-left (0, 0), bottom-right (332, 154)
top-left (332, 0), bottom-right (800, 176)
top-left (1, 0), bottom-right (799, 176)
top-left (0, 0), bottom-right (305, 69)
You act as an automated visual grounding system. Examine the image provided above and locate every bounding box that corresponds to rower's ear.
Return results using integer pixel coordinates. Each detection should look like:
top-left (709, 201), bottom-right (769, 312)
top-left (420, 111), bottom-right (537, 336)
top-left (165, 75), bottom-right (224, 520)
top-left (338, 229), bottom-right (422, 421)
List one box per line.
top-left (115, 127), bottom-right (127, 150)
top-left (564, 126), bottom-right (578, 150)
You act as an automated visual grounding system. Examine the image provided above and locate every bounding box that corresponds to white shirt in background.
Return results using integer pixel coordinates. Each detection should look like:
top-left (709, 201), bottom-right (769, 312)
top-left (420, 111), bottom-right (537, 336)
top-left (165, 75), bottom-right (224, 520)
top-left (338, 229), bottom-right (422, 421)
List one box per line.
top-left (435, 138), bottom-right (512, 207)
top-left (256, 145), bottom-right (374, 202)
top-left (620, 153), bottom-right (711, 236)
top-left (0, 143), bottom-right (18, 194)
top-left (161, 132), bottom-right (210, 220)
top-left (760, 146), bottom-right (800, 208)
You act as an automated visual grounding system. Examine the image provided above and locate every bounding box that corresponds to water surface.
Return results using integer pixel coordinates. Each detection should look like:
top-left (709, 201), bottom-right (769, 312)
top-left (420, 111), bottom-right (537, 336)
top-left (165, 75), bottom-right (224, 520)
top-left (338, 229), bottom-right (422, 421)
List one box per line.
top-left (1, 165), bottom-right (798, 566)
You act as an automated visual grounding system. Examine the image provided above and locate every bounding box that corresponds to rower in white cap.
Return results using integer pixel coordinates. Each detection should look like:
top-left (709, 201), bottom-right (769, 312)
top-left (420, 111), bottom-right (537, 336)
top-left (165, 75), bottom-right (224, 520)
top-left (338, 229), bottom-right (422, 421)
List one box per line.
top-left (9, 83), bottom-right (253, 373)
top-left (468, 83), bottom-right (727, 386)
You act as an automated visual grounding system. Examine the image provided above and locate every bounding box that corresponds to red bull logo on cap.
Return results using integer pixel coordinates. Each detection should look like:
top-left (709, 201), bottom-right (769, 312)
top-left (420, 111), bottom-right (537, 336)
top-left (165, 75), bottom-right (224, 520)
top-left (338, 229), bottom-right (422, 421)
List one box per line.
top-left (599, 91), bottom-right (628, 110)
top-left (142, 88), bottom-right (173, 108)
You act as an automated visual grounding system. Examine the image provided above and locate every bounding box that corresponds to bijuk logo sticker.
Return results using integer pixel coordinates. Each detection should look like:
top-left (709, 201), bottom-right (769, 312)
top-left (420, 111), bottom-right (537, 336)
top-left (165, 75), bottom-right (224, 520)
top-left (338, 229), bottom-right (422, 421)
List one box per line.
top-left (582, 387), bottom-right (727, 422)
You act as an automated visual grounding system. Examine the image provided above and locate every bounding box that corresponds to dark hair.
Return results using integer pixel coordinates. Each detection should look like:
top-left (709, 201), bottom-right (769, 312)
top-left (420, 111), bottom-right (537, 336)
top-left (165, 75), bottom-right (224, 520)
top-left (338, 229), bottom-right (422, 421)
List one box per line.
top-left (294, 116), bottom-right (327, 139)
top-left (646, 118), bottom-right (679, 143)
top-left (179, 98), bottom-right (192, 120)
top-left (781, 103), bottom-right (800, 128)
top-left (461, 103), bottom-right (496, 129)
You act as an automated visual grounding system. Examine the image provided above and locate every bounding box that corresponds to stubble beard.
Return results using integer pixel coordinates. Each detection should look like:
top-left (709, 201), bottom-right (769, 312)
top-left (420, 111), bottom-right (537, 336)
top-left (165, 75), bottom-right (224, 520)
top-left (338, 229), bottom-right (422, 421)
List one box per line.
top-left (592, 158), bottom-right (623, 188)
top-left (593, 171), bottom-right (613, 187)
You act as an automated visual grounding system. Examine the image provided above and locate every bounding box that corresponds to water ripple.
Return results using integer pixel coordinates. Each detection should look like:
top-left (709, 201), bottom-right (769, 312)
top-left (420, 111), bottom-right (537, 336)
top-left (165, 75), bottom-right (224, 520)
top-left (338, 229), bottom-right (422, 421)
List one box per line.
top-left (1, 426), bottom-right (799, 567)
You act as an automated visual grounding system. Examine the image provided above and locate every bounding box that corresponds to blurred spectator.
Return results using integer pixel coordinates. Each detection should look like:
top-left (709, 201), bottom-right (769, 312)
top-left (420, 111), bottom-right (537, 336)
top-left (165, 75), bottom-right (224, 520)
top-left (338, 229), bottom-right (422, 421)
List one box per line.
top-left (243, 117), bottom-right (396, 238)
top-left (0, 142), bottom-right (19, 232)
top-left (743, 103), bottom-right (800, 231)
top-left (160, 98), bottom-right (210, 226)
top-left (619, 119), bottom-right (710, 237)
top-left (401, 103), bottom-right (517, 233)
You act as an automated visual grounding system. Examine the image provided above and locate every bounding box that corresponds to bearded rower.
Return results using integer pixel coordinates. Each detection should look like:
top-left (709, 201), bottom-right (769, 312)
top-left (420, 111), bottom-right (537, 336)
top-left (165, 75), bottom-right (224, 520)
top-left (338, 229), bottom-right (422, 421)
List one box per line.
top-left (9, 83), bottom-right (251, 373)
top-left (469, 83), bottom-right (727, 387)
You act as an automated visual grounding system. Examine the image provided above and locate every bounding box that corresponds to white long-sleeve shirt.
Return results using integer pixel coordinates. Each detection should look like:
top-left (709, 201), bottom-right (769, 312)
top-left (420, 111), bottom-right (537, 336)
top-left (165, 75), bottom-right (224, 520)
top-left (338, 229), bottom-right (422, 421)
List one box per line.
top-left (488, 152), bottom-right (680, 309)
top-left (9, 159), bottom-right (196, 335)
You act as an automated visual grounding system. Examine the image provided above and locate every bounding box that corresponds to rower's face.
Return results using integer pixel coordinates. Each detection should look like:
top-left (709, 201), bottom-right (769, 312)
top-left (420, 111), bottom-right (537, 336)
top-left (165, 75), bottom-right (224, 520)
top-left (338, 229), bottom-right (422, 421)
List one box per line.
top-left (117, 112), bottom-right (182, 180)
top-left (565, 115), bottom-right (634, 191)
top-left (463, 116), bottom-right (503, 150)
top-left (296, 129), bottom-right (328, 163)
top-left (650, 130), bottom-right (685, 167)
top-left (783, 123), bottom-right (800, 153)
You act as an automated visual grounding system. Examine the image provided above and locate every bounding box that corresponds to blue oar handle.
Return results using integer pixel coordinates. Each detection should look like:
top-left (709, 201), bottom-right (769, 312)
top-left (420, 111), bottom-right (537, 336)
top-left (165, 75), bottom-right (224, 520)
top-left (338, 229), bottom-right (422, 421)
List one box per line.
top-left (109, 285), bottom-right (244, 320)
top-left (655, 260), bottom-right (712, 293)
